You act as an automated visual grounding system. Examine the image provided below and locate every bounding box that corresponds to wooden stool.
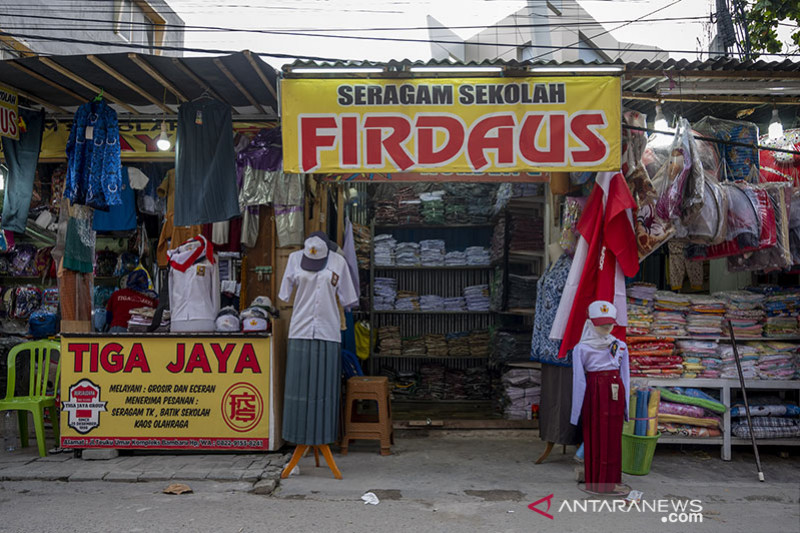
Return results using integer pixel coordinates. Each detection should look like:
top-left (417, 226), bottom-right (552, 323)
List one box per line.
top-left (341, 376), bottom-right (394, 456)
top-left (281, 444), bottom-right (342, 480)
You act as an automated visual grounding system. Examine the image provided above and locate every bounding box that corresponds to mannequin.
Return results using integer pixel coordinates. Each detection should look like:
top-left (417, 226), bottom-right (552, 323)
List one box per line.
top-left (571, 300), bottom-right (630, 493)
top-left (278, 233), bottom-right (358, 479)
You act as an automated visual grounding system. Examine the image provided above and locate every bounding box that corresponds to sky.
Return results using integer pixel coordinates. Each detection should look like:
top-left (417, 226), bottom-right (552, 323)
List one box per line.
top-left (174, 0), bottom-right (796, 67)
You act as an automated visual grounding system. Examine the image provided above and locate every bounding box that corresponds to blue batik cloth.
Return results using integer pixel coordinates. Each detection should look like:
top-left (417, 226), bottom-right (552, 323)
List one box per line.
top-left (531, 253), bottom-right (573, 366)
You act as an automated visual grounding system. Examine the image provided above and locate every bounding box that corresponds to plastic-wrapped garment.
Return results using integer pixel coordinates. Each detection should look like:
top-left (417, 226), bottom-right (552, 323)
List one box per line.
top-left (654, 119), bottom-right (694, 222)
top-left (692, 185), bottom-right (775, 261)
top-left (275, 204), bottom-right (304, 247)
top-left (621, 109), bottom-right (648, 180)
top-left (41, 287), bottom-right (59, 313)
top-left (759, 129), bottom-right (800, 185)
top-left (790, 188), bottom-right (800, 264)
top-left (693, 116), bottom-right (759, 182)
top-left (728, 184), bottom-right (793, 272)
top-left (679, 181), bottom-right (729, 244)
top-left (558, 197), bottom-right (586, 256)
top-left (12, 286), bottom-right (41, 319)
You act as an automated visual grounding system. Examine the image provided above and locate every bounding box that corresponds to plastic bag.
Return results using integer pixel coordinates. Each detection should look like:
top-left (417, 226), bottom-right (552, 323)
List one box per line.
top-left (654, 119), bottom-right (693, 222)
top-left (558, 197), bottom-right (586, 256)
top-left (694, 116), bottom-right (760, 182)
top-left (790, 188), bottom-right (800, 265)
top-left (727, 183), bottom-right (793, 272)
top-left (680, 181), bottom-right (729, 245)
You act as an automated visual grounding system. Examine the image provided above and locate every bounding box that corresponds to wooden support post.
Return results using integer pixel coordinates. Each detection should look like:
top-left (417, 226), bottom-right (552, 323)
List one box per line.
top-left (128, 53), bottom-right (187, 102)
top-left (6, 61), bottom-right (86, 103)
top-left (243, 50), bottom-right (278, 101)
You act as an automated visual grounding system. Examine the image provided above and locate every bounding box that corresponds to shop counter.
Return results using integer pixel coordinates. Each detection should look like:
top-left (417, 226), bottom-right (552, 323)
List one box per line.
top-left (59, 333), bottom-right (284, 452)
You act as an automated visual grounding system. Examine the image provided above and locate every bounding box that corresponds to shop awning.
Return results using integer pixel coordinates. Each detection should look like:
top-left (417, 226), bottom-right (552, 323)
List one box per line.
top-left (1, 51), bottom-right (279, 120)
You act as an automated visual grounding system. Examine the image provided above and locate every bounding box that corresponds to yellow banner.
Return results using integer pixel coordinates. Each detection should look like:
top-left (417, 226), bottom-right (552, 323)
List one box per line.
top-left (34, 121), bottom-right (275, 161)
top-left (281, 76), bottom-right (621, 174)
top-left (0, 84), bottom-right (19, 141)
top-left (60, 336), bottom-right (271, 450)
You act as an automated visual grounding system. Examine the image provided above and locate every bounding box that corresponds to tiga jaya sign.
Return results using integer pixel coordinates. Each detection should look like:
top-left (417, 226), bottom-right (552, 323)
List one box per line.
top-left (281, 76), bottom-right (621, 174)
top-left (0, 84), bottom-right (19, 140)
top-left (60, 336), bottom-right (271, 450)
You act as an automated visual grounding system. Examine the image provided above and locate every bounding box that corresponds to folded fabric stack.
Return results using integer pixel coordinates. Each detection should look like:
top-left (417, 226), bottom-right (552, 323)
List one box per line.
top-left (423, 333), bottom-right (448, 357)
top-left (373, 277), bottom-right (397, 310)
top-left (396, 187), bottom-right (422, 224)
top-left (763, 291), bottom-right (800, 337)
top-left (375, 197), bottom-right (397, 224)
top-left (627, 283), bottom-right (657, 335)
top-left (380, 367), bottom-right (418, 397)
top-left (464, 367), bottom-right (492, 400)
top-left (507, 274), bottom-right (537, 309)
top-left (401, 336), bottom-right (426, 357)
top-left (445, 196), bottom-right (469, 224)
top-left (352, 222), bottom-right (371, 270)
top-left (502, 368), bottom-right (541, 420)
top-left (419, 294), bottom-right (444, 311)
top-left (443, 296), bottom-right (467, 312)
top-left (490, 216), bottom-right (506, 263)
top-left (467, 194), bottom-right (493, 223)
top-left (493, 329), bottom-right (532, 363)
top-left (652, 291), bottom-right (689, 336)
top-left (417, 364), bottom-right (447, 400)
top-left (446, 368), bottom-right (468, 400)
top-left (374, 234), bottom-right (397, 266)
top-left (489, 268), bottom-right (503, 312)
top-left (446, 332), bottom-right (471, 357)
top-left (508, 215), bottom-right (544, 251)
top-left (395, 242), bottom-right (421, 266)
top-left (377, 326), bottom-right (402, 357)
top-left (731, 396), bottom-right (800, 439)
top-left (465, 246), bottom-right (491, 266)
top-left (676, 339), bottom-right (721, 378)
top-left (749, 341), bottom-right (799, 380)
top-left (719, 290), bottom-right (765, 338)
top-left (394, 291), bottom-right (419, 312)
top-left (420, 191), bottom-right (445, 225)
top-left (464, 284), bottom-right (490, 311)
top-left (128, 308), bottom-right (170, 332)
top-left (512, 183), bottom-right (543, 197)
top-left (686, 295), bottom-right (726, 338)
top-left (718, 343), bottom-right (760, 379)
top-left (445, 250), bottom-right (467, 266)
top-left (420, 239), bottom-right (446, 266)
top-left (469, 329), bottom-right (490, 357)
top-left (628, 336), bottom-right (681, 378)
top-left (656, 387), bottom-right (726, 438)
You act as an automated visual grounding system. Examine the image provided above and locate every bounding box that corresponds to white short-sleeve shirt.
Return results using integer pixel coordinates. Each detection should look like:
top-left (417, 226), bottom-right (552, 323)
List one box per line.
top-left (278, 250), bottom-right (358, 342)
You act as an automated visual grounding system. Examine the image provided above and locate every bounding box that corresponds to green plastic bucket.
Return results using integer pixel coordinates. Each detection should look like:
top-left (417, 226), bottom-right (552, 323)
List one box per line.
top-left (621, 432), bottom-right (660, 475)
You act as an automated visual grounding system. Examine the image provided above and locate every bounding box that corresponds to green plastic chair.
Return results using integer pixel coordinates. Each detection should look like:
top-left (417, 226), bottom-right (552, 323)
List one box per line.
top-left (0, 340), bottom-right (61, 457)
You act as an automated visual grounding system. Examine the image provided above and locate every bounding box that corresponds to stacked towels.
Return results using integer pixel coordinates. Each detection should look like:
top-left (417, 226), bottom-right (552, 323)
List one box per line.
top-left (628, 337), bottom-right (681, 378)
top-left (719, 290), bottom-right (765, 338)
top-left (377, 326), bottom-right (402, 357)
top-left (502, 368), bottom-right (541, 420)
top-left (395, 242), bottom-right (420, 266)
top-left (465, 246), bottom-right (491, 266)
top-left (652, 291), bottom-right (690, 336)
top-left (686, 295), bottom-right (725, 338)
top-left (676, 340), bottom-right (721, 378)
top-left (419, 294), bottom-right (444, 311)
top-left (763, 291), bottom-right (800, 337)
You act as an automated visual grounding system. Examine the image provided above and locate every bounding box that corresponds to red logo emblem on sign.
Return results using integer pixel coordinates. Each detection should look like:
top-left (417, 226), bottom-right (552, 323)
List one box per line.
top-left (221, 382), bottom-right (264, 432)
top-left (528, 494), bottom-right (555, 520)
top-left (61, 379), bottom-right (107, 434)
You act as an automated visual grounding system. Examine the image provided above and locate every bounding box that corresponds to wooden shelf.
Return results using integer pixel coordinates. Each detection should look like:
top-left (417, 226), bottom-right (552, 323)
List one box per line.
top-left (374, 265), bottom-right (492, 270)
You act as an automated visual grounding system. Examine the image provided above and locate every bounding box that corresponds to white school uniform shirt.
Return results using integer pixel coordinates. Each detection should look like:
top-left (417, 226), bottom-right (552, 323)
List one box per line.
top-left (278, 250), bottom-right (358, 342)
top-left (168, 235), bottom-right (220, 332)
top-left (570, 340), bottom-right (630, 425)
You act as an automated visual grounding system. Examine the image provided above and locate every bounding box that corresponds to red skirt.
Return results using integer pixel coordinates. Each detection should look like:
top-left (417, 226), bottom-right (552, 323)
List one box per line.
top-left (582, 369), bottom-right (625, 493)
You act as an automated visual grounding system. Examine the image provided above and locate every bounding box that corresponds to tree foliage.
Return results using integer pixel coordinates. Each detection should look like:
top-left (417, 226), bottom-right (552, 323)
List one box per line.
top-left (745, 0), bottom-right (800, 55)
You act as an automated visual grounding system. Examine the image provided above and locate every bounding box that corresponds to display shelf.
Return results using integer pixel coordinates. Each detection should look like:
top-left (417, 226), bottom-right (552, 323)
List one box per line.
top-left (496, 308), bottom-right (535, 316)
top-left (628, 335), bottom-right (800, 342)
top-left (374, 265), bottom-right (492, 271)
top-left (636, 377), bottom-right (800, 461)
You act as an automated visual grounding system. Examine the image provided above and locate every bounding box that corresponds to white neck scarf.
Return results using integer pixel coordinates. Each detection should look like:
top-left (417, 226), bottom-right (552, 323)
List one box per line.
top-left (579, 319), bottom-right (616, 350)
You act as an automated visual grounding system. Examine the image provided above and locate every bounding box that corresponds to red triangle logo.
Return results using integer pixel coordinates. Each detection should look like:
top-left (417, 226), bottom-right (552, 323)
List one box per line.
top-left (528, 494), bottom-right (555, 520)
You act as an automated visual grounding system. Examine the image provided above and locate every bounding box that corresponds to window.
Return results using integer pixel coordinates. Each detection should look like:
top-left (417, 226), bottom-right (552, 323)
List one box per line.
top-left (114, 0), bottom-right (134, 42)
top-left (578, 35), bottom-right (607, 63)
top-left (115, 0), bottom-right (156, 50)
top-left (517, 41), bottom-right (535, 61)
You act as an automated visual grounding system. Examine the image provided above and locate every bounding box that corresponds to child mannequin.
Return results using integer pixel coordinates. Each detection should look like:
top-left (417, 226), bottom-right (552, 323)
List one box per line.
top-left (571, 300), bottom-right (630, 493)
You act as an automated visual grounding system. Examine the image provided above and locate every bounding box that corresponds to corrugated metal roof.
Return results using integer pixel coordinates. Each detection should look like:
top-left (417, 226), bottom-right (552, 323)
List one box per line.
top-left (1, 51), bottom-right (279, 118)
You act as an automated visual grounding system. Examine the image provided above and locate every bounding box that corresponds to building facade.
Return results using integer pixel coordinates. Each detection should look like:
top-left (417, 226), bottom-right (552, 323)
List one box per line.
top-left (0, 0), bottom-right (184, 59)
top-left (429, 0), bottom-right (668, 64)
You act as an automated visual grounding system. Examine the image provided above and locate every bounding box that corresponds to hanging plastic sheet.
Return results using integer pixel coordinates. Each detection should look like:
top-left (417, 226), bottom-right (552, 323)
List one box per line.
top-left (275, 204), bottom-right (304, 247)
top-left (728, 184), bottom-right (793, 272)
top-left (759, 129), bottom-right (800, 186)
top-left (693, 116), bottom-right (760, 183)
top-left (789, 188), bottom-right (800, 265)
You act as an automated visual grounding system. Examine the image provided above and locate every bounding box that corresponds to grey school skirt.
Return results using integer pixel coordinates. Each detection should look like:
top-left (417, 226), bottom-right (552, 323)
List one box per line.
top-left (282, 339), bottom-right (342, 445)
